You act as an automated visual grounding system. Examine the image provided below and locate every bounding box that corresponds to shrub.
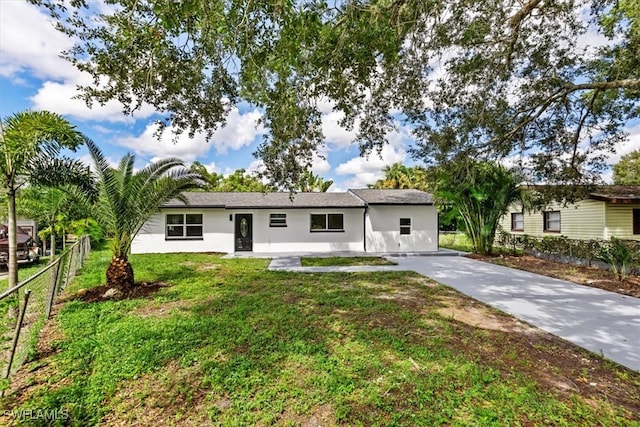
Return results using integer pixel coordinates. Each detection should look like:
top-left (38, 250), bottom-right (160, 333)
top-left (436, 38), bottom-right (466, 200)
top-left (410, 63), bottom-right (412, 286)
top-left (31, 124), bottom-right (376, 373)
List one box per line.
top-left (596, 237), bottom-right (640, 281)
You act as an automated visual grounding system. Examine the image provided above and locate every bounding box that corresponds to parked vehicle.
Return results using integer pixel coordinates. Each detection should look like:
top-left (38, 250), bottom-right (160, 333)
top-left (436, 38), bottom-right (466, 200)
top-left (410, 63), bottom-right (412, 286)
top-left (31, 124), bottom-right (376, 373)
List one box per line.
top-left (0, 224), bottom-right (40, 266)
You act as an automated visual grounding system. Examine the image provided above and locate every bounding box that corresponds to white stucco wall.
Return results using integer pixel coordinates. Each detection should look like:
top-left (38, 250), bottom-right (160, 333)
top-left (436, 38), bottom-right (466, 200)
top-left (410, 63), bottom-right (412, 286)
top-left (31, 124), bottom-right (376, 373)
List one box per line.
top-left (131, 209), bottom-right (234, 254)
top-left (132, 208), bottom-right (366, 254)
top-left (245, 208), bottom-right (365, 252)
top-left (365, 205), bottom-right (438, 252)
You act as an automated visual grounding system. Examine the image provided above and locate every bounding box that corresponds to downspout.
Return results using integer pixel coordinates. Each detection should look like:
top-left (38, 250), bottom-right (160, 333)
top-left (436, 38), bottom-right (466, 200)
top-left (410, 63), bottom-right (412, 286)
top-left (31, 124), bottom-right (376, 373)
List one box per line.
top-left (363, 206), bottom-right (368, 253)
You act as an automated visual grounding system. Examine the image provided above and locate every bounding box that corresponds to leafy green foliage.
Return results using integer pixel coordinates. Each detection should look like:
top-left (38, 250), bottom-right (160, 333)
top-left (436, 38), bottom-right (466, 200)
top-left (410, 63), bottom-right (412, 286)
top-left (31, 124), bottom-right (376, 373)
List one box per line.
top-left (188, 162), bottom-right (271, 192)
top-left (87, 140), bottom-right (202, 259)
top-left (9, 250), bottom-right (637, 424)
top-left (368, 163), bottom-right (433, 191)
top-left (613, 150), bottom-right (640, 185)
top-left (0, 110), bottom-right (88, 289)
top-left (596, 237), bottom-right (640, 281)
top-left (437, 160), bottom-right (521, 255)
top-left (34, 0), bottom-right (640, 189)
top-left (296, 170), bottom-right (333, 192)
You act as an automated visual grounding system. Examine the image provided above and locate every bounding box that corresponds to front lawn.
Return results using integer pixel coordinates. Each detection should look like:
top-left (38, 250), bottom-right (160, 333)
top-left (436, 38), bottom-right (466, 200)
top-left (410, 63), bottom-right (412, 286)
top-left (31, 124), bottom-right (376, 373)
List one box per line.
top-left (1, 250), bottom-right (638, 425)
top-left (300, 256), bottom-right (396, 267)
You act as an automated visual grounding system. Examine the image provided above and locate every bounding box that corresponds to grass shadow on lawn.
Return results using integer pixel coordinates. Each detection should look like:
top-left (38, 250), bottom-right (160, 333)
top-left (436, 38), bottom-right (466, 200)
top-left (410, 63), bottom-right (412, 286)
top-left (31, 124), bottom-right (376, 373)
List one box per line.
top-left (1, 251), bottom-right (639, 426)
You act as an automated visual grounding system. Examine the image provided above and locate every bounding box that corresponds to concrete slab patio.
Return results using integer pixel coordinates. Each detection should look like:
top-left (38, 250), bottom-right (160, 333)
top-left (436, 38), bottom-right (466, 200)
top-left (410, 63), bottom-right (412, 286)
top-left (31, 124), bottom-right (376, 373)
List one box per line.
top-left (260, 252), bottom-right (640, 372)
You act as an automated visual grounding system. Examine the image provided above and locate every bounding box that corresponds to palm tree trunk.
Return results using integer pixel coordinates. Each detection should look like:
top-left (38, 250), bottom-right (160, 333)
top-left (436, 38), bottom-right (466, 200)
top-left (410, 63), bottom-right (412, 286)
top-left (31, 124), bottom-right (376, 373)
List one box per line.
top-left (106, 256), bottom-right (134, 289)
top-left (7, 188), bottom-right (18, 290)
top-left (49, 226), bottom-right (56, 263)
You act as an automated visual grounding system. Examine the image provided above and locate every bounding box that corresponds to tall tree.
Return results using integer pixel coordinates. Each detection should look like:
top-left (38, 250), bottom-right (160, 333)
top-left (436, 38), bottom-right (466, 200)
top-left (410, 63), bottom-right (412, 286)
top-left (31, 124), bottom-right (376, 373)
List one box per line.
top-left (36, 1), bottom-right (639, 189)
top-left (17, 185), bottom-right (93, 260)
top-left (369, 163), bottom-right (432, 191)
top-left (0, 111), bottom-right (90, 290)
top-left (612, 151), bottom-right (640, 185)
top-left (87, 140), bottom-right (202, 289)
top-left (297, 171), bottom-right (333, 192)
top-left (437, 159), bottom-right (522, 255)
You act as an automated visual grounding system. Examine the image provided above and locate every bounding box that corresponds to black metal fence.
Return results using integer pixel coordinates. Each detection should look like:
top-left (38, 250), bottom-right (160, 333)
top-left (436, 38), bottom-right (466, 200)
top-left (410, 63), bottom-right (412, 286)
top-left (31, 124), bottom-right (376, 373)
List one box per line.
top-left (0, 236), bottom-right (91, 383)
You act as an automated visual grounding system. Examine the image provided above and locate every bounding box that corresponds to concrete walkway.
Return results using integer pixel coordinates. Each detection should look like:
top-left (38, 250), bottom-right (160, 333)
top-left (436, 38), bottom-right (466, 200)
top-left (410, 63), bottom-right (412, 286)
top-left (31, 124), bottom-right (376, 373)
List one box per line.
top-left (264, 253), bottom-right (640, 371)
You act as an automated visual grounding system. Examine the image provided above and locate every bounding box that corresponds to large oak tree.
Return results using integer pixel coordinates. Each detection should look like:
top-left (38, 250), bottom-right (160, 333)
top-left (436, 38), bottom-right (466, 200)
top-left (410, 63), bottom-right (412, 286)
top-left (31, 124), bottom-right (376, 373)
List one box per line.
top-left (35, 0), bottom-right (640, 189)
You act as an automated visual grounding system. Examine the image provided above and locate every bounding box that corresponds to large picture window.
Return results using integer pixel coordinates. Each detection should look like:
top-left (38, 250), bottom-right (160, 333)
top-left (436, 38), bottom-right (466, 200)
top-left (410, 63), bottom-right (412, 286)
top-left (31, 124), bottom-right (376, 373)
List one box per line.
top-left (166, 213), bottom-right (203, 239)
top-left (511, 213), bottom-right (524, 231)
top-left (543, 211), bottom-right (561, 233)
top-left (310, 213), bottom-right (344, 232)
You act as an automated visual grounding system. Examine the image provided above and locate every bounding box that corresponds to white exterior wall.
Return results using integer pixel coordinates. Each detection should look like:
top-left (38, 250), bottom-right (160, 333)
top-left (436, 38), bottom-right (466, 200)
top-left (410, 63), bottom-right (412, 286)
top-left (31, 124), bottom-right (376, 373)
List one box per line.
top-left (132, 208), bottom-right (366, 254)
top-left (132, 209), bottom-right (234, 254)
top-left (365, 205), bottom-right (438, 252)
top-left (247, 208), bottom-right (365, 252)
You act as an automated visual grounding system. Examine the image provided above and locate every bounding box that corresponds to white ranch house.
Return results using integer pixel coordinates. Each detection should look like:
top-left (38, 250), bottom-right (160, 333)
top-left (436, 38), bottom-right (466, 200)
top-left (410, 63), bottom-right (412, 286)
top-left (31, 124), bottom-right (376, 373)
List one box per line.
top-left (132, 189), bottom-right (439, 254)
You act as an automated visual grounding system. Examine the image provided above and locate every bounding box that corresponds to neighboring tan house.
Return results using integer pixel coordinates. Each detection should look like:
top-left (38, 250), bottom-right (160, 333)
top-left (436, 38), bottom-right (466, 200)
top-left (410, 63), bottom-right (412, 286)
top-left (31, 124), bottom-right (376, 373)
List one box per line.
top-left (499, 186), bottom-right (640, 241)
top-left (131, 189), bottom-right (438, 254)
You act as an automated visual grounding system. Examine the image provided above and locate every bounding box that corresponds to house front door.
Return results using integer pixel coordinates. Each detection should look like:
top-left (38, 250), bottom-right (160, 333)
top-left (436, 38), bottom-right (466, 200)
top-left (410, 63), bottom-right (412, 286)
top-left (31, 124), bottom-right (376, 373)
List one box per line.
top-left (234, 214), bottom-right (253, 251)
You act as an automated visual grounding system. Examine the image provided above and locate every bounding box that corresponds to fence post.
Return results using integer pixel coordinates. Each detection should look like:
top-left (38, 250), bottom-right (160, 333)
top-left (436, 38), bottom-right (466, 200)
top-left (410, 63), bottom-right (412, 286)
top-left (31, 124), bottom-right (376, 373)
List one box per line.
top-left (64, 247), bottom-right (75, 290)
top-left (2, 289), bottom-right (32, 383)
top-left (45, 259), bottom-right (64, 319)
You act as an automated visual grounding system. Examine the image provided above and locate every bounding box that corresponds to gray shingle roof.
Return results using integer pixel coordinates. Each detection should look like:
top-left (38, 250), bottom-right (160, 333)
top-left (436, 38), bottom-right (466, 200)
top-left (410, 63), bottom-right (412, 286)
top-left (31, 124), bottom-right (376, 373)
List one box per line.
top-left (348, 189), bottom-right (434, 205)
top-left (162, 192), bottom-right (366, 209)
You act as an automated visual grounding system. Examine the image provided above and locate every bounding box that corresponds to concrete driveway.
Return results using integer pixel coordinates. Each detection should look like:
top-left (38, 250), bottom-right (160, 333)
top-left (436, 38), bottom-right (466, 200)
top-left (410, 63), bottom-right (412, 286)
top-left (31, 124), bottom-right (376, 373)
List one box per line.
top-left (266, 253), bottom-right (640, 371)
top-left (390, 255), bottom-right (640, 372)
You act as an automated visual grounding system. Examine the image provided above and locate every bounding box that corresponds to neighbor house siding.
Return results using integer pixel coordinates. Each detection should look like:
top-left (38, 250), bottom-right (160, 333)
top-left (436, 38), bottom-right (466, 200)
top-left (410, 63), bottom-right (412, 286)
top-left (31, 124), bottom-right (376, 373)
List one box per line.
top-left (604, 204), bottom-right (640, 240)
top-left (365, 205), bottom-right (438, 252)
top-left (500, 200), bottom-right (606, 240)
top-left (132, 209), bottom-right (234, 254)
top-left (236, 208), bottom-right (365, 253)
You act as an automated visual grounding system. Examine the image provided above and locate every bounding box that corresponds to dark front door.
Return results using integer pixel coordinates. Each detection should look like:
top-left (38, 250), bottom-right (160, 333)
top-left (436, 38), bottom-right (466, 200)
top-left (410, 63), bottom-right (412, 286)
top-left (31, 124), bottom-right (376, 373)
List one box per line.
top-left (234, 214), bottom-right (253, 251)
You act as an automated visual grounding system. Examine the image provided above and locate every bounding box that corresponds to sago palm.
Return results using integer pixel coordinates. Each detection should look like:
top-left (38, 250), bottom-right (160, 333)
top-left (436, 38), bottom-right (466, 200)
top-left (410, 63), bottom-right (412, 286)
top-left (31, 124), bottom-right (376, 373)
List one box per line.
top-left (87, 140), bottom-right (201, 289)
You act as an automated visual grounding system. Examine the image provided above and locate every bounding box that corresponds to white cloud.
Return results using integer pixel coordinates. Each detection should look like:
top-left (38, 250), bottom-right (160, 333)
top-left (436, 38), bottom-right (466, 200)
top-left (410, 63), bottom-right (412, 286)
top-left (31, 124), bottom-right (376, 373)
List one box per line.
top-left (0, 1), bottom-right (77, 81)
top-left (335, 143), bottom-right (407, 188)
top-left (211, 107), bottom-right (265, 154)
top-left (605, 123), bottom-right (640, 165)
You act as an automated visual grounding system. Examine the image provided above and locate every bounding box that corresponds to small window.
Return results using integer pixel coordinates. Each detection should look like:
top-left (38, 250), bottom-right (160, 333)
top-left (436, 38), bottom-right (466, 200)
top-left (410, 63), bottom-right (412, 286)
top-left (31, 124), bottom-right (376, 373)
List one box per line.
top-left (400, 218), bottom-right (411, 235)
top-left (543, 211), bottom-right (561, 232)
top-left (511, 213), bottom-right (524, 231)
top-left (270, 213), bottom-right (287, 227)
top-left (633, 209), bottom-right (640, 235)
top-left (310, 213), bottom-right (344, 232)
top-left (166, 214), bottom-right (203, 239)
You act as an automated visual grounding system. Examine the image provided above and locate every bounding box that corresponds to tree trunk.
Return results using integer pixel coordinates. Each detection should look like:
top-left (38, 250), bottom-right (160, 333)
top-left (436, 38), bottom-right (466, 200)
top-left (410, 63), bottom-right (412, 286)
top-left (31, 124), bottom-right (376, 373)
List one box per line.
top-left (49, 227), bottom-right (56, 263)
top-left (7, 188), bottom-right (18, 290)
top-left (106, 256), bottom-right (134, 289)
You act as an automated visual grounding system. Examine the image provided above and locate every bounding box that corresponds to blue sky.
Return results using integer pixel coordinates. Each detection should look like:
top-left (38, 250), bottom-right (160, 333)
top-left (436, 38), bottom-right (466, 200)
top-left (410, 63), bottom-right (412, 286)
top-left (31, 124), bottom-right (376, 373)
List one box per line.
top-left (0, 1), bottom-right (416, 191)
top-left (1, 1), bottom-right (639, 188)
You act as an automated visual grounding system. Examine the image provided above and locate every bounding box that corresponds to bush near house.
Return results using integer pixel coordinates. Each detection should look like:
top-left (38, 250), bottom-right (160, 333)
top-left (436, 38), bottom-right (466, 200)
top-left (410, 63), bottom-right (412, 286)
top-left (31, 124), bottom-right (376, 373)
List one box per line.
top-left (496, 231), bottom-right (640, 280)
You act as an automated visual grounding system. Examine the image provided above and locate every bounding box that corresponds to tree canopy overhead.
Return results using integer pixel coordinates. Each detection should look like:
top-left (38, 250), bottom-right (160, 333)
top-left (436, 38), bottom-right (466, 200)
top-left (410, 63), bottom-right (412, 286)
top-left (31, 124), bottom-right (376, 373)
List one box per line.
top-left (35, 0), bottom-right (640, 188)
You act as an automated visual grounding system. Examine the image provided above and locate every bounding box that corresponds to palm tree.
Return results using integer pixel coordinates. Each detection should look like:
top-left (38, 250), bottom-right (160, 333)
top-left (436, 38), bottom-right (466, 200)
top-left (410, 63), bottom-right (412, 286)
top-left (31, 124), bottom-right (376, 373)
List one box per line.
top-left (298, 171), bottom-right (333, 192)
top-left (0, 111), bottom-right (90, 290)
top-left (87, 140), bottom-right (202, 289)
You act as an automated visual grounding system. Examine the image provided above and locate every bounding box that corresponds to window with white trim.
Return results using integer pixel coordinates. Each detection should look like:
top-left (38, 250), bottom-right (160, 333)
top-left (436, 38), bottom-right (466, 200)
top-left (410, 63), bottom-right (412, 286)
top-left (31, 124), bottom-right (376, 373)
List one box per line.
top-left (400, 218), bottom-right (411, 235)
top-left (166, 213), bottom-right (203, 239)
top-left (511, 213), bottom-right (524, 231)
top-left (270, 213), bottom-right (287, 227)
top-left (543, 211), bottom-right (560, 232)
top-left (310, 213), bottom-right (344, 231)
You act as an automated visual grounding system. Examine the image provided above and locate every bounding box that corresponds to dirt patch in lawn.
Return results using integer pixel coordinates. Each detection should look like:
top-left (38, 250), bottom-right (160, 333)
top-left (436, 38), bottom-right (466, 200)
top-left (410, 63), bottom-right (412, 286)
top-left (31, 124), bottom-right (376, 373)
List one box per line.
top-left (67, 281), bottom-right (170, 303)
top-left (469, 254), bottom-right (640, 298)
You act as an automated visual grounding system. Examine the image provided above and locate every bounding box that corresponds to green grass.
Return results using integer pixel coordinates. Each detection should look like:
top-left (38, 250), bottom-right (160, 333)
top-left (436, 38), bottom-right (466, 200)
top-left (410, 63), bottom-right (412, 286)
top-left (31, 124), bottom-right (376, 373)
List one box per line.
top-left (300, 256), bottom-right (397, 267)
top-left (2, 249), bottom-right (638, 426)
top-left (439, 232), bottom-right (474, 252)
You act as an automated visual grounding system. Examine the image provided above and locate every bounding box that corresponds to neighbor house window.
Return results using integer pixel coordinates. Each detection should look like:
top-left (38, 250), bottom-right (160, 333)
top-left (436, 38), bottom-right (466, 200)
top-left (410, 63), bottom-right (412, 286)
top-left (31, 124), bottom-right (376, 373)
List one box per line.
top-left (166, 213), bottom-right (203, 239)
top-left (400, 218), bottom-right (411, 235)
top-left (270, 213), bottom-right (287, 227)
top-left (511, 213), bottom-right (524, 231)
top-left (543, 211), bottom-right (561, 232)
top-left (634, 209), bottom-right (640, 235)
top-left (310, 213), bottom-right (344, 231)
